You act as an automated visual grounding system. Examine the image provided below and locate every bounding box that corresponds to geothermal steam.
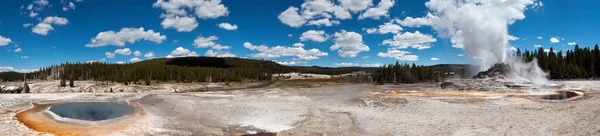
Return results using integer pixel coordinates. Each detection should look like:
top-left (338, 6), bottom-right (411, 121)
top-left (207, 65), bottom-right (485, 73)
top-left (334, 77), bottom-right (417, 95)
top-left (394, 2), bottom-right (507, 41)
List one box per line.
top-left (425, 0), bottom-right (549, 85)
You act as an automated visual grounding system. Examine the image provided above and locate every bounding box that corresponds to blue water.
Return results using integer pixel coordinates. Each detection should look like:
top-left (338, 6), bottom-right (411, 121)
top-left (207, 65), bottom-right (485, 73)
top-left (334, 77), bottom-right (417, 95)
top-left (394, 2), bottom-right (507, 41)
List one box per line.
top-left (49, 102), bottom-right (135, 121)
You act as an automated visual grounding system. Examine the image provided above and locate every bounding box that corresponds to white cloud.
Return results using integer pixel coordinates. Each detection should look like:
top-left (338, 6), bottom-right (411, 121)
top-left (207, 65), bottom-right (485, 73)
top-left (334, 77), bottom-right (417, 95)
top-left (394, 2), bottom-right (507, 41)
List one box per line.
top-left (168, 47), bottom-right (191, 58)
top-left (359, 0), bottom-right (394, 20)
top-left (42, 16), bottom-right (69, 25)
top-left (382, 31), bottom-right (437, 50)
top-left (278, 7), bottom-right (306, 27)
top-left (32, 23), bottom-right (54, 35)
top-left (114, 48), bottom-right (132, 55)
top-left (193, 35), bottom-right (230, 50)
top-left (218, 22), bottom-right (238, 30)
top-left (134, 50), bottom-right (141, 56)
top-left (86, 27), bottom-right (166, 47)
top-left (14, 48), bottom-right (22, 53)
top-left (536, 36), bottom-right (542, 39)
top-left (378, 48), bottom-right (418, 61)
top-left (130, 57), bottom-right (142, 62)
top-left (0, 66), bottom-right (36, 73)
top-left (205, 50), bottom-right (236, 57)
top-left (339, 0), bottom-right (373, 12)
top-left (244, 42), bottom-right (328, 60)
top-left (457, 54), bottom-right (464, 57)
top-left (160, 16), bottom-right (198, 32)
top-left (68, 2), bottom-right (76, 10)
top-left (32, 16), bottom-right (69, 35)
top-left (534, 44), bottom-right (542, 48)
top-left (306, 18), bottom-right (340, 27)
top-left (21, 56), bottom-right (29, 59)
top-left (293, 43), bottom-right (305, 47)
top-left (0, 36), bottom-right (12, 46)
top-left (152, 0), bottom-right (229, 31)
top-left (364, 22), bottom-right (403, 34)
top-left (115, 61), bottom-right (125, 64)
top-left (508, 35), bottom-right (519, 41)
top-left (188, 51), bottom-right (199, 57)
top-left (361, 56), bottom-right (369, 59)
top-left (300, 30), bottom-right (329, 42)
top-left (105, 52), bottom-right (116, 58)
top-left (23, 23), bottom-right (33, 27)
top-left (431, 57), bottom-right (439, 61)
top-left (277, 61), bottom-right (308, 66)
top-left (144, 51), bottom-right (156, 59)
top-left (550, 37), bottom-right (560, 43)
top-left (29, 12), bottom-right (38, 18)
top-left (332, 6), bottom-right (352, 19)
top-left (330, 30), bottom-right (370, 58)
top-left (334, 62), bottom-right (381, 67)
top-left (509, 46), bottom-right (517, 52)
top-left (396, 13), bottom-right (436, 27)
top-left (567, 42), bottom-right (576, 46)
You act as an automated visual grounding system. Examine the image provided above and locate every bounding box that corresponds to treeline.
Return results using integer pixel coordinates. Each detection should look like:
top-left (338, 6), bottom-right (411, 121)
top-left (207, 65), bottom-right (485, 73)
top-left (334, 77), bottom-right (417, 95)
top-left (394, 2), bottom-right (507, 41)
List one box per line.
top-left (0, 57), bottom-right (379, 83)
top-left (374, 62), bottom-right (441, 84)
top-left (515, 44), bottom-right (600, 79)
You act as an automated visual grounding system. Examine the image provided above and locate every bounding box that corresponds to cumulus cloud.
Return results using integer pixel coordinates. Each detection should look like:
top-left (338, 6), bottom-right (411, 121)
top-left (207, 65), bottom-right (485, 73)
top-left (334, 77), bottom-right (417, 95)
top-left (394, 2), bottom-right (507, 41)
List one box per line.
top-left (205, 50), bottom-right (236, 57)
top-left (160, 16), bottom-right (198, 32)
top-left (339, 0), bottom-right (373, 12)
top-left (334, 62), bottom-right (381, 67)
top-left (115, 61), bottom-right (125, 64)
top-left (23, 23), bottom-right (33, 27)
top-left (382, 31), bottom-right (437, 50)
top-left (21, 56), bottom-right (29, 59)
top-left (187, 51), bottom-right (199, 57)
top-left (306, 18), bottom-right (340, 27)
top-left (166, 47), bottom-right (192, 58)
top-left (550, 37), bottom-right (560, 43)
top-left (537, 36), bottom-right (542, 39)
top-left (14, 48), bottom-right (22, 53)
top-left (534, 44), bottom-right (542, 48)
top-left (300, 30), bottom-right (329, 42)
top-left (568, 42), bottom-right (577, 46)
top-left (0, 36), bottom-right (12, 46)
top-left (396, 13), bottom-right (437, 27)
top-left (134, 50), bottom-right (141, 56)
top-left (153, 0), bottom-right (229, 32)
top-left (218, 22), bottom-right (238, 30)
top-left (359, 0), bottom-right (394, 19)
top-left (144, 51), bottom-right (156, 59)
top-left (278, 0), bottom-right (394, 27)
top-left (114, 48), bottom-right (132, 55)
top-left (278, 7), bottom-right (307, 27)
top-left (86, 27), bottom-right (166, 47)
top-left (431, 57), bottom-right (439, 61)
top-left (193, 35), bottom-right (230, 50)
top-left (508, 35), bottom-right (519, 41)
top-left (293, 43), bottom-right (305, 47)
top-left (244, 42), bottom-right (328, 60)
top-left (105, 52), bottom-right (116, 58)
top-left (330, 30), bottom-right (370, 58)
top-left (277, 61), bottom-right (308, 66)
top-left (364, 22), bottom-right (403, 34)
top-left (130, 57), bottom-right (142, 62)
top-left (32, 16), bottom-right (69, 35)
top-left (378, 48), bottom-right (418, 61)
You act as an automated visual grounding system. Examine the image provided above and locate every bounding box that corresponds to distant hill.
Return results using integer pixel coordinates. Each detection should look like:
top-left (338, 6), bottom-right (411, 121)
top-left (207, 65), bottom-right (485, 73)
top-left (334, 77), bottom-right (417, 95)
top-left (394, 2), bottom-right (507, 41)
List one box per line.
top-left (0, 57), bottom-right (378, 82)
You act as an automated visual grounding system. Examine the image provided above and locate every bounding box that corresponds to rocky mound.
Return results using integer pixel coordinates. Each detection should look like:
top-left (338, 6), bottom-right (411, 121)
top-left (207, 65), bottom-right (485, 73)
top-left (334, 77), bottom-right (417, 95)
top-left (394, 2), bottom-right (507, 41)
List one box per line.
top-left (440, 63), bottom-right (535, 92)
top-left (472, 63), bottom-right (513, 79)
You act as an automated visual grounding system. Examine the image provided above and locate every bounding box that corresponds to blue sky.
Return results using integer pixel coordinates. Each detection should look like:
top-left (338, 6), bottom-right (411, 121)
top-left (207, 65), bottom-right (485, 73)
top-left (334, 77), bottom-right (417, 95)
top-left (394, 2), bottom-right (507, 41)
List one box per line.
top-left (0, 0), bottom-right (597, 72)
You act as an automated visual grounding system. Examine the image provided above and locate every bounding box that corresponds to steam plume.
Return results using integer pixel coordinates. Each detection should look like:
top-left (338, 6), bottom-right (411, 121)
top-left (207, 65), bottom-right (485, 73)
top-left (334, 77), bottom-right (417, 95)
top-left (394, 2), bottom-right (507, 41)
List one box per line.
top-left (424, 0), bottom-right (548, 85)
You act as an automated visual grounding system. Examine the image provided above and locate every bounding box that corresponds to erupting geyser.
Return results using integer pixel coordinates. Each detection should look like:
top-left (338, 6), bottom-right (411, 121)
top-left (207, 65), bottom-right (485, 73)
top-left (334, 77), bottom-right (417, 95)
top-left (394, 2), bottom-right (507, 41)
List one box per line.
top-left (423, 0), bottom-right (549, 86)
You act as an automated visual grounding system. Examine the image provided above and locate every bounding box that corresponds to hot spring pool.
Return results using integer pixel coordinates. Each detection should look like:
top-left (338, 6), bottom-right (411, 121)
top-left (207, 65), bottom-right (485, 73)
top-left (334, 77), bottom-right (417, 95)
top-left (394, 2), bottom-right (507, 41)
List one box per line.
top-left (49, 102), bottom-right (136, 121)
